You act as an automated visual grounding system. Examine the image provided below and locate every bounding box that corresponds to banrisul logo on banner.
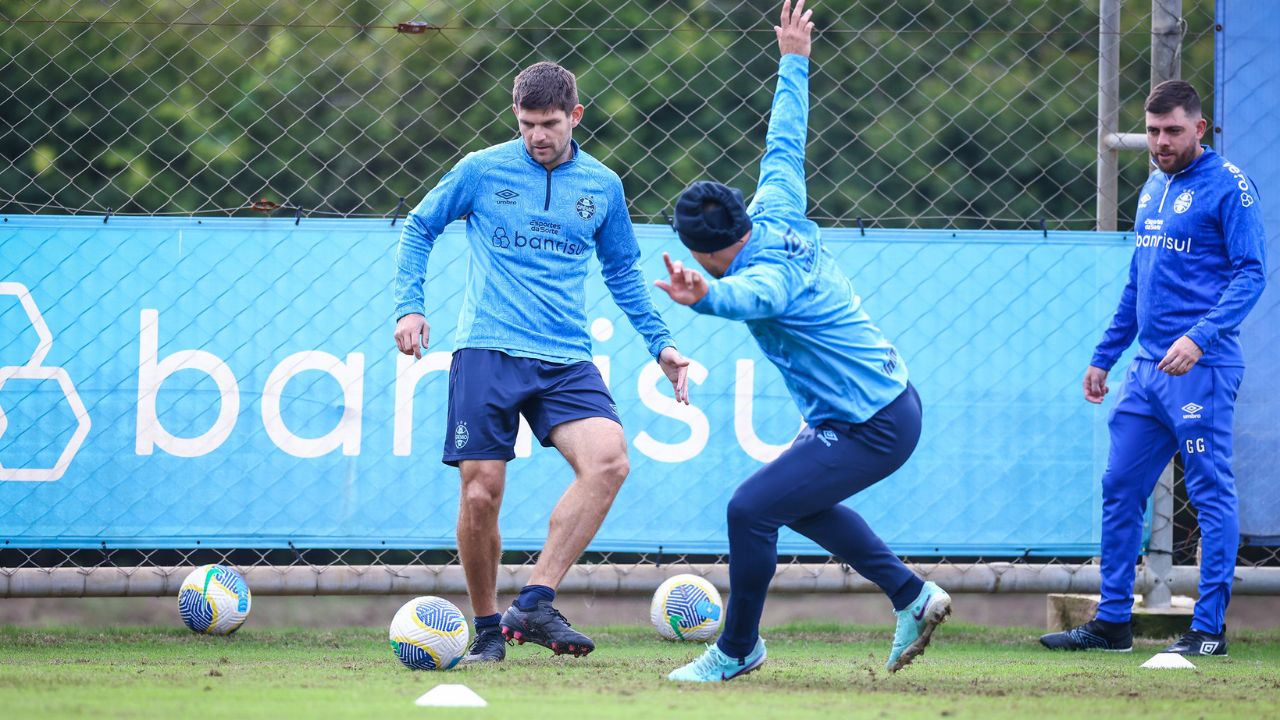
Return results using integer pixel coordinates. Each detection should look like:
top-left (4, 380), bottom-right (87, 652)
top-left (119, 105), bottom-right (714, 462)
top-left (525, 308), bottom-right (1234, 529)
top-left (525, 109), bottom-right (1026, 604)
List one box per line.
top-left (0, 282), bottom-right (91, 481)
top-left (135, 309), bottom-right (365, 459)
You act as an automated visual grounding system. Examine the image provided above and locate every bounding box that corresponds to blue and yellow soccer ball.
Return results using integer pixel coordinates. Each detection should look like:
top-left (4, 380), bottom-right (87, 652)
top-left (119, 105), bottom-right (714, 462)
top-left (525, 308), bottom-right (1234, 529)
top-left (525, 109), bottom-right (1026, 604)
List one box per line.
top-left (650, 574), bottom-right (723, 641)
top-left (389, 596), bottom-right (469, 670)
top-left (177, 564), bottom-right (252, 635)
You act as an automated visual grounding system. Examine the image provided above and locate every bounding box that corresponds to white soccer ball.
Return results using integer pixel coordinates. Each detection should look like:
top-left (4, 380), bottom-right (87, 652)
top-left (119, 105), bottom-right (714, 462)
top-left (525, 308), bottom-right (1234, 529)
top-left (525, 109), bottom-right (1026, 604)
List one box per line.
top-left (389, 596), bottom-right (469, 670)
top-left (650, 574), bottom-right (723, 642)
top-left (177, 564), bottom-right (252, 635)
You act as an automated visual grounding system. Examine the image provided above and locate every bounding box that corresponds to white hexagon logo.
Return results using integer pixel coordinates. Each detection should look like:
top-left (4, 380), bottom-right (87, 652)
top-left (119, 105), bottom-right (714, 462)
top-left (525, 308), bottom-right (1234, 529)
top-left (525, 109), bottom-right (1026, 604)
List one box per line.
top-left (0, 281), bottom-right (53, 367)
top-left (0, 282), bottom-right (91, 481)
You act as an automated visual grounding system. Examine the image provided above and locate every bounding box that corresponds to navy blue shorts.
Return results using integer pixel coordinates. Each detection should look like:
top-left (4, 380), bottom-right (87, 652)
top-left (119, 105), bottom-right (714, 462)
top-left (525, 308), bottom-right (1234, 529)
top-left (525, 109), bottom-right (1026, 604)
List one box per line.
top-left (442, 348), bottom-right (620, 466)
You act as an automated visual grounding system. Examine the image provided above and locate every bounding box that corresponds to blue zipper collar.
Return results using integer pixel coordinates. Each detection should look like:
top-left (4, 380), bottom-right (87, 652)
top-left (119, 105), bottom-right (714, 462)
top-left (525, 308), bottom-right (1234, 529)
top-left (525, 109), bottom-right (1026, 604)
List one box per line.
top-left (520, 138), bottom-right (580, 171)
top-left (1153, 144), bottom-right (1216, 180)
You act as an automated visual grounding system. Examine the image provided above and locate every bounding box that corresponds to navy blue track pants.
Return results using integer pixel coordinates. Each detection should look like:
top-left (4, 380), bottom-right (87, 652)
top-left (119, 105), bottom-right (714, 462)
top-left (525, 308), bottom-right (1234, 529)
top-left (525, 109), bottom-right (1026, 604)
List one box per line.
top-left (717, 383), bottom-right (926, 658)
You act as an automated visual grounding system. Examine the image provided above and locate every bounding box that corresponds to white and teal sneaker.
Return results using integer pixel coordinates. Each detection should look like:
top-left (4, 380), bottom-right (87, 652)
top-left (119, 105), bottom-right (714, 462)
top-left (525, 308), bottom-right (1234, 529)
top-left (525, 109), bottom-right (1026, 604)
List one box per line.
top-left (885, 581), bottom-right (952, 673)
top-left (667, 639), bottom-right (767, 682)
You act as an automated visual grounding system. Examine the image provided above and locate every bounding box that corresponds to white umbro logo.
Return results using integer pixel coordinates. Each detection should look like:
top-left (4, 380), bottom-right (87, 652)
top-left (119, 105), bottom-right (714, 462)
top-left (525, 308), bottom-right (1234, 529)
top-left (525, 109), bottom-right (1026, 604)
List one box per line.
top-left (1201, 641), bottom-right (1220, 654)
top-left (1181, 402), bottom-right (1203, 419)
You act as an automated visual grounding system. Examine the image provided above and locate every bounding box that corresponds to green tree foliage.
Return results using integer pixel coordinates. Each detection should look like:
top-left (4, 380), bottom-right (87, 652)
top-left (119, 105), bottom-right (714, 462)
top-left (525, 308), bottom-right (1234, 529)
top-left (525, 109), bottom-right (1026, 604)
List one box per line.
top-left (0, 0), bottom-right (1216, 228)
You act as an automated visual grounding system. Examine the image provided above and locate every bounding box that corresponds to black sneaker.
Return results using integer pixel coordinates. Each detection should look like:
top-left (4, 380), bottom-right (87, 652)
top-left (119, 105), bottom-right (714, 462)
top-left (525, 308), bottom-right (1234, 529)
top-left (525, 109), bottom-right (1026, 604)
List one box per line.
top-left (1163, 629), bottom-right (1228, 657)
top-left (1039, 619), bottom-right (1133, 652)
top-left (500, 600), bottom-right (595, 657)
top-left (459, 628), bottom-right (506, 665)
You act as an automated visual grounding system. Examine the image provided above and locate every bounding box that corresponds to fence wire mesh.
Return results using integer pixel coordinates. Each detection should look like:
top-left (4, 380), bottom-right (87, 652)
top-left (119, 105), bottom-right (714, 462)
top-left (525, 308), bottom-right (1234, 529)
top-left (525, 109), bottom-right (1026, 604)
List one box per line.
top-left (3, 1), bottom-right (1274, 598)
top-left (1171, 457), bottom-right (1280, 571)
top-left (2, 546), bottom-right (1113, 598)
top-left (2, 0), bottom-right (1214, 228)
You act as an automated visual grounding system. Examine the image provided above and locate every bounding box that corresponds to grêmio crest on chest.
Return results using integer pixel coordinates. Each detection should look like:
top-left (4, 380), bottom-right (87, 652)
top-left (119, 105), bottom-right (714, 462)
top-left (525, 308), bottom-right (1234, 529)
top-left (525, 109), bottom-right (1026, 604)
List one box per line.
top-left (1134, 189), bottom-right (1218, 257)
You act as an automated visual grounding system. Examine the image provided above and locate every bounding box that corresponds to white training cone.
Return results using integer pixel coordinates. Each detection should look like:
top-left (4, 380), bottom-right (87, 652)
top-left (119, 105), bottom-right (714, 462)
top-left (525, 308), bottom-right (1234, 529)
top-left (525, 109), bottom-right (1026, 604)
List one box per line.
top-left (414, 683), bottom-right (488, 707)
top-left (1141, 653), bottom-right (1197, 669)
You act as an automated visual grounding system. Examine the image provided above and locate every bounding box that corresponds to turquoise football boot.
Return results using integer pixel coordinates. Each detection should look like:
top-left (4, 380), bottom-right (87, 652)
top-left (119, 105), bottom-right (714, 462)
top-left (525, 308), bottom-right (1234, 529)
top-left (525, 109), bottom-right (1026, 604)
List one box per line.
top-left (886, 581), bottom-right (952, 672)
top-left (667, 638), bottom-right (766, 682)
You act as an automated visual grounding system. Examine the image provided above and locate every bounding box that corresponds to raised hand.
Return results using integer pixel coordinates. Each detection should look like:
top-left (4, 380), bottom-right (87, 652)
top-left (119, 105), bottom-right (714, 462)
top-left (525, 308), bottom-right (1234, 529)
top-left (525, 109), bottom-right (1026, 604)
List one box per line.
top-left (775, 0), bottom-right (815, 58)
top-left (654, 252), bottom-right (709, 306)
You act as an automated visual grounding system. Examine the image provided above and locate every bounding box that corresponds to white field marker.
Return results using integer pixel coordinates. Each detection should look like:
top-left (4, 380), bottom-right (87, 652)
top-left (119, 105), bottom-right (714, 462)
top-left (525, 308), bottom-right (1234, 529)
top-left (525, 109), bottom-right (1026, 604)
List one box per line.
top-left (1141, 653), bottom-right (1196, 669)
top-left (414, 683), bottom-right (488, 708)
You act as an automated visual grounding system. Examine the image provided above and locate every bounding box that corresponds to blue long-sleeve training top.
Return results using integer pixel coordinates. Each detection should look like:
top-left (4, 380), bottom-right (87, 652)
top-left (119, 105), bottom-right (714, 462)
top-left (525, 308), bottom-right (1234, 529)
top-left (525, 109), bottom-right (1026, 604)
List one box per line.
top-left (393, 138), bottom-right (675, 363)
top-left (1092, 146), bottom-right (1267, 370)
top-left (691, 54), bottom-right (909, 425)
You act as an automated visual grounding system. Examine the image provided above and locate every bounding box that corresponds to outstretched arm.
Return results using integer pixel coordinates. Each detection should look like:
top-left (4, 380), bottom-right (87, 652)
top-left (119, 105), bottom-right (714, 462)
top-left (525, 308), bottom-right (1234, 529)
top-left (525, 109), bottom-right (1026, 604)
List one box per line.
top-left (753, 0), bottom-right (815, 217)
top-left (656, 252), bottom-right (797, 321)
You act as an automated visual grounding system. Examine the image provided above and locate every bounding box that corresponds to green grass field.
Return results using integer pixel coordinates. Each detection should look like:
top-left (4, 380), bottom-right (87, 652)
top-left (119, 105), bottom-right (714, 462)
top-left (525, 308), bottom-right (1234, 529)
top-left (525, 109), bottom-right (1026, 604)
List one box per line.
top-left (3, 623), bottom-right (1278, 719)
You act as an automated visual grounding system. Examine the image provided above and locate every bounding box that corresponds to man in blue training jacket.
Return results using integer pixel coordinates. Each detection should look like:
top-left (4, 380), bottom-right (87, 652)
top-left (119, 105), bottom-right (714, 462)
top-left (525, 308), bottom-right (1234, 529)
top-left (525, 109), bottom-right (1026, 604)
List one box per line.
top-left (393, 61), bottom-right (691, 664)
top-left (656, 0), bottom-right (951, 682)
top-left (1041, 81), bottom-right (1266, 656)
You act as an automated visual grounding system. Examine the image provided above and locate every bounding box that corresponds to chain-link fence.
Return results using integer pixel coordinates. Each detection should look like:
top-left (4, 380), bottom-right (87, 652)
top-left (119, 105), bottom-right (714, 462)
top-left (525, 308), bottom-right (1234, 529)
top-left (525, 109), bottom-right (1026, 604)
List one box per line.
top-left (5, 0), bottom-right (1277, 601)
top-left (4, 214), bottom-right (1278, 598)
top-left (1171, 456), bottom-right (1280, 571)
top-left (2, 0), bottom-right (1213, 228)
top-left (4, 546), bottom-right (1278, 599)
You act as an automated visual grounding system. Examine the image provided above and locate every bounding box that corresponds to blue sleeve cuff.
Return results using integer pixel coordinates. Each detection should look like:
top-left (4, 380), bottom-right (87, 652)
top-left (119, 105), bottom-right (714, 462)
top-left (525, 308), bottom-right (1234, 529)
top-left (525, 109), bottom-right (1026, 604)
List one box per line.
top-left (1185, 324), bottom-right (1215, 353)
top-left (648, 337), bottom-right (676, 360)
top-left (395, 303), bottom-right (424, 321)
top-left (691, 290), bottom-right (716, 315)
top-left (780, 53), bottom-right (809, 71)
top-left (1090, 349), bottom-right (1119, 372)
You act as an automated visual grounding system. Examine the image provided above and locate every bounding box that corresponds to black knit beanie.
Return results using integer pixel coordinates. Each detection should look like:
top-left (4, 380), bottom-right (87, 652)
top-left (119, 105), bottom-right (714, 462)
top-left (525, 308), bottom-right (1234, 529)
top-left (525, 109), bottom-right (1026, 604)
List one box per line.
top-left (672, 181), bottom-right (751, 252)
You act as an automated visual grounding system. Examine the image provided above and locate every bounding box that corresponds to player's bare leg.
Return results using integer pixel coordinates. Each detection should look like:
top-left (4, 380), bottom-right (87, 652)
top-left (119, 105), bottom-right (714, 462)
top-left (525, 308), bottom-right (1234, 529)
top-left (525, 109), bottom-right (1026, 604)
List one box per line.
top-left (501, 416), bottom-right (627, 656)
top-left (457, 459), bottom-right (509, 664)
top-left (457, 459), bottom-right (507, 616)
top-left (533, 416), bottom-right (629, 586)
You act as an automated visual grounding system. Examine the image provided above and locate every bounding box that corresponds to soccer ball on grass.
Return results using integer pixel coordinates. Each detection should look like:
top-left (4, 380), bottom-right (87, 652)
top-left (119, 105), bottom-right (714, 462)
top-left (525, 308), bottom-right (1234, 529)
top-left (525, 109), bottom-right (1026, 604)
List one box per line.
top-left (177, 564), bottom-right (252, 635)
top-left (389, 596), bottom-right (469, 670)
top-left (650, 573), bottom-right (723, 641)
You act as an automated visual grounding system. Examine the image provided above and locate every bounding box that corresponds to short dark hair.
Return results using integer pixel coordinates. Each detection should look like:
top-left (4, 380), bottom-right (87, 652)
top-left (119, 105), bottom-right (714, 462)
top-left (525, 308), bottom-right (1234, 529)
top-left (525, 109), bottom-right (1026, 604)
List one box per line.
top-left (513, 62), bottom-right (578, 114)
top-left (1145, 80), bottom-right (1201, 116)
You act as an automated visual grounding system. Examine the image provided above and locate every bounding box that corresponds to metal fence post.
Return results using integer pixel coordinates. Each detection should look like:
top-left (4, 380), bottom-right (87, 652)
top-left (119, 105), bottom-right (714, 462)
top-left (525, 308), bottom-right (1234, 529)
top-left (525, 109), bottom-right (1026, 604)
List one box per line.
top-left (1096, 0), bottom-right (1121, 231)
top-left (1152, 0), bottom-right (1185, 84)
top-left (1145, 463), bottom-right (1176, 608)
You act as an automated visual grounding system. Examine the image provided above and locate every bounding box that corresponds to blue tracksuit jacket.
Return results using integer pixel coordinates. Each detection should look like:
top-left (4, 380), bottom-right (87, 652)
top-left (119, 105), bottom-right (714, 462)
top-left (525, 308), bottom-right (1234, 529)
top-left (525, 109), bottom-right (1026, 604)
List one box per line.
top-left (393, 139), bottom-right (675, 363)
top-left (1092, 147), bottom-right (1266, 369)
top-left (691, 54), bottom-right (909, 425)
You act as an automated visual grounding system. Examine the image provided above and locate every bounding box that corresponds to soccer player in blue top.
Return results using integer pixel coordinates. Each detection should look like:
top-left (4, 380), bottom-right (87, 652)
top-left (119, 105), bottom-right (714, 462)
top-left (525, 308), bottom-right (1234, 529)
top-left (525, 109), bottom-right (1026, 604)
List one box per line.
top-left (1040, 81), bottom-right (1266, 656)
top-left (657, 0), bottom-right (951, 682)
top-left (393, 61), bottom-right (691, 664)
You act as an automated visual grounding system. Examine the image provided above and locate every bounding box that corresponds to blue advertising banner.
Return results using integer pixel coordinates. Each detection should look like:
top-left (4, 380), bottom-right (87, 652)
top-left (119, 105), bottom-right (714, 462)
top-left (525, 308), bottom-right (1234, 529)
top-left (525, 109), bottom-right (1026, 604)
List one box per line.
top-left (1, 217), bottom-right (1133, 554)
top-left (1217, 1), bottom-right (1280, 543)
